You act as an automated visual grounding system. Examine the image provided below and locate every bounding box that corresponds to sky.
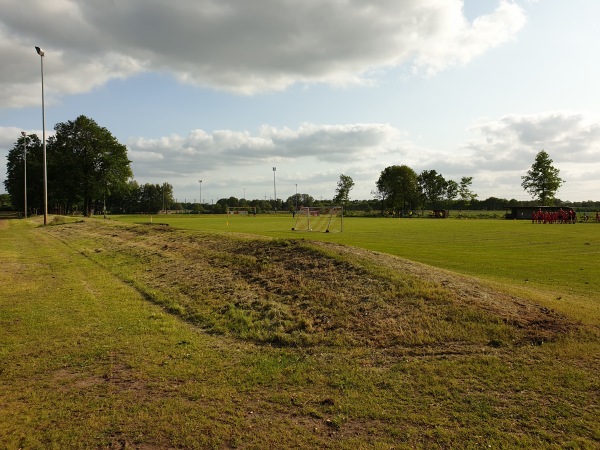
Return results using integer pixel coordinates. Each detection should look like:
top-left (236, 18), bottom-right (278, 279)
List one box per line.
top-left (1, 0), bottom-right (599, 204)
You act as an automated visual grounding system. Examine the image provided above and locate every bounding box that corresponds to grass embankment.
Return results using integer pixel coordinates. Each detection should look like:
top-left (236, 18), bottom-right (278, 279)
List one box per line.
top-left (1, 218), bottom-right (599, 449)
top-left (115, 214), bottom-right (600, 322)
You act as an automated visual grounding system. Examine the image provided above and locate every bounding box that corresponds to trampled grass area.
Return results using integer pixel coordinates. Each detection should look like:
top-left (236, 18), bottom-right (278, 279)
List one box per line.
top-left (114, 214), bottom-right (600, 322)
top-left (1, 216), bottom-right (599, 449)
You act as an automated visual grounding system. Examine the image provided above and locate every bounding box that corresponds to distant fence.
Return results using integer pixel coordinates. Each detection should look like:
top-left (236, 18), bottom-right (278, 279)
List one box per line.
top-left (0, 211), bottom-right (21, 219)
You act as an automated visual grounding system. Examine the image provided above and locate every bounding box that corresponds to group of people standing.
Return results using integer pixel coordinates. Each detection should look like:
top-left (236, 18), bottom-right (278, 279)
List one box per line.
top-left (531, 208), bottom-right (576, 224)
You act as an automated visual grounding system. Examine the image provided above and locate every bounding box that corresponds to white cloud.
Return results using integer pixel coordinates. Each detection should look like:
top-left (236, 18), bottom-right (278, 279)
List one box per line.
top-left (413, 0), bottom-right (526, 75)
top-left (128, 122), bottom-right (410, 175)
top-left (466, 111), bottom-right (600, 166)
top-left (0, 0), bottom-right (526, 106)
top-left (125, 122), bottom-right (419, 199)
top-left (455, 111), bottom-right (600, 199)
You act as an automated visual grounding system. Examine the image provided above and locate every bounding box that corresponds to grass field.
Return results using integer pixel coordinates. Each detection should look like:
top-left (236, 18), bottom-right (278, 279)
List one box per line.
top-left (114, 214), bottom-right (599, 322)
top-left (1, 215), bottom-right (599, 449)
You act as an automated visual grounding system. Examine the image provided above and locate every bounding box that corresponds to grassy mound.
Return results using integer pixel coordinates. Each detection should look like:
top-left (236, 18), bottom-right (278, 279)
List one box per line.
top-left (48, 219), bottom-right (574, 351)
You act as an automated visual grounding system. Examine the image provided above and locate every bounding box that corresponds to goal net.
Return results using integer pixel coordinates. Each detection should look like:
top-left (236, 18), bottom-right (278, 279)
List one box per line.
top-left (226, 206), bottom-right (257, 216)
top-left (292, 206), bottom-right (343, 233)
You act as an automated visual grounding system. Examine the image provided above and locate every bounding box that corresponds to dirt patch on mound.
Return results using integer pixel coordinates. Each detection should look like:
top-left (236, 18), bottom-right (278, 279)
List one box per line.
top-left (47, 220), bottom-right (576, 352)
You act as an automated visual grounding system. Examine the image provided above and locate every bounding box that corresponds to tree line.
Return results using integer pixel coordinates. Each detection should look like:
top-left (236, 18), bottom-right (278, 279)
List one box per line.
top-left (4, 116), bottom-right (177, 216)
top-left (3, 115), bottom-right (574, 216)
top-left (372, 165), bottom-right (477, 215)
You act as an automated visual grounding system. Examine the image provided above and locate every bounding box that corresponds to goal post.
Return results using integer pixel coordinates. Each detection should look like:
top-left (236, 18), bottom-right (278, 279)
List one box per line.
top-left (292, 206), bottom-right (343, 233)
top-left (226, 206), bottom-right (257, 216)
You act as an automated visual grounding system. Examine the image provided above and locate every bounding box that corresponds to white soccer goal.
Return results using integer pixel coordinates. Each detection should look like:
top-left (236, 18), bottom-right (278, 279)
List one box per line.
top-left (292, 206), bottom-right (343, 232)
top-left (226, 206), bottom-right (257, 216)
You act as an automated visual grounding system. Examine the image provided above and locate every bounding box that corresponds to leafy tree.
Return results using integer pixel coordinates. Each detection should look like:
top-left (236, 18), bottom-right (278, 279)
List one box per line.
top-left (0, 193), bottom-right (12, 210)
top-left (476, 196), bottom-right (506, 210)
top-left (116, 180), bottom-right (141, 213)
top-left (458, 176), bottom-right (478, 211)
top-left (255, 200), bottom-right (272, 212)
top-left (375, 165), bottom-right (418, 214)
top-left (375, 166), bottom-right (395, 212)
top-left (285, 193), bottom-right (314, 209)
top-left (106, 180), bottom-right (173, 214)
top-left (417, 170), bottom-right (446, 209)
top-left (445, 179), bottom-right (459, 208)
top-left (212, 203), bottom-right (224, 214)
top-left (521, 150), bottom-right (564, 206)
top-left (48, 115), bottom-right (132, 216)
top-left (160, 183), bottom-right (175, 211)
top-left (135, 183), bottom-right (173, 214)
top-left (333, 174), bottom-right (355, 208)
top-left (4, 134), bottom-right (44, 214)
top-left (374, 166), bottom-right (395, 211)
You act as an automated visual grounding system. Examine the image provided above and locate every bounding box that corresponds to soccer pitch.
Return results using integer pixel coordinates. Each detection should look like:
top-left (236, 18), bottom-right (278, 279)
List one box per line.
top-left (112, 214), bottom-right (599, 321)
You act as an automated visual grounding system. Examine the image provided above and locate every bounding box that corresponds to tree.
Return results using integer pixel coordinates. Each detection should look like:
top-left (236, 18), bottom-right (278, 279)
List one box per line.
top-left (106, 180), bottom-right (172, 214)
top-left (136, 183), bottom-right (172, 214)
top-left (417, 170), bottom-right (446, 209)
top-left (333, 174), bottom-right (355, 208)
top-left (458, 176), bottom-right (478, 212)
top-left (445, 179), bottom-right (459, 208)
top-left (4, 133), bottom-right (44, 214)
top-left (48, 115), bottom-right (132, 216)
top-left (375, 165), bottom-right (418, 214)
top-left (0, 193), bottom-right (12, 210)
top-left (116, 180), bottom-right (142, 213)
top-left (521, 150), bottom-right (564, 206)
top-left (285, 193), bottom-right (314, 209)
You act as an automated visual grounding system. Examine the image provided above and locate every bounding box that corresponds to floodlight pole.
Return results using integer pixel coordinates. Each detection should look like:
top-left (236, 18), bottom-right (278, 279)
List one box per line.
top-left (198, 180), bottom-right (202, 213)
top-left (295, 183), bottom-right (298, 210)
top-left (273, 167), bottom-right (277, 212)
top-left (21, 132), bottom-right (27, 218)
top-left (35, 46), bottom-right (48, 225)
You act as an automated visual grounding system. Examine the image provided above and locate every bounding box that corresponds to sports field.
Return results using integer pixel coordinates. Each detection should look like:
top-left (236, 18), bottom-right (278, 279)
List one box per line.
top-left (114, 213), bottom-right (599, 322)
top-left (1, 215), bottom-right (599, 448)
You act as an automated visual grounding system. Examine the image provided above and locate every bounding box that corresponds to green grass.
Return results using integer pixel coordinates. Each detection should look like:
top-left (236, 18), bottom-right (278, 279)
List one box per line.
top-left (1, 216), bottom-right (599, 449)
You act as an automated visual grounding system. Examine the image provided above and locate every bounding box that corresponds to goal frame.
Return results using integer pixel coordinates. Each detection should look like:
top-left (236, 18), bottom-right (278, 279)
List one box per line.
top-left (292, 206), bottom-right (344, 233)
top-left (226, 206), bottom-right (257, 215)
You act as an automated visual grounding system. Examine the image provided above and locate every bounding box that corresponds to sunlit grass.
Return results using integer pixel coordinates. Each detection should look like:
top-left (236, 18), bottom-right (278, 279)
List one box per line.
top-left (1, 216), bottom-right (599, 448)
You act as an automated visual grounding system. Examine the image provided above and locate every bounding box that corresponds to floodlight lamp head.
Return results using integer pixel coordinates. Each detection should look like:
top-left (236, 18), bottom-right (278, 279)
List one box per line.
top-left (35, 46), bottom-right (44, 56)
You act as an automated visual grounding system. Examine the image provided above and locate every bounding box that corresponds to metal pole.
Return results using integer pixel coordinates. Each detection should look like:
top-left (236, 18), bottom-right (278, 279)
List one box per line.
top-left (273, 167), bottom-right (277, 212)
top-left (21, 132), bottom-right (27, 218)
top-left (199, 180), bottom-right (202, 213)
top-left (35, 46), bottom-right (47, 225)
top-left (295, 183), bottom-right (297, 211)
